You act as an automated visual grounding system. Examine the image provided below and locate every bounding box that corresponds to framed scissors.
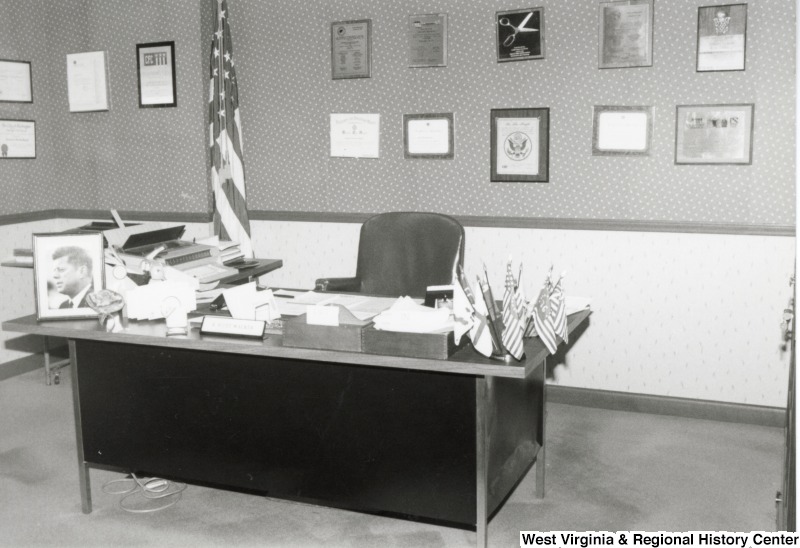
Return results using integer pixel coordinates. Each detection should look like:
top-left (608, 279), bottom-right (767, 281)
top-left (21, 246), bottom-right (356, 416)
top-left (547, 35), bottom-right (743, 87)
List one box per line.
top-left (499, 11), bottom-right (538, 47)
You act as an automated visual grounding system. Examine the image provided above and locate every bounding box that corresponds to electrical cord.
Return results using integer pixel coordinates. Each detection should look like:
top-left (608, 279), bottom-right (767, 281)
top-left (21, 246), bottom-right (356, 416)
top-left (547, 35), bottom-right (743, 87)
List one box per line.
top-left (102, 472), bottom-right (187, 513)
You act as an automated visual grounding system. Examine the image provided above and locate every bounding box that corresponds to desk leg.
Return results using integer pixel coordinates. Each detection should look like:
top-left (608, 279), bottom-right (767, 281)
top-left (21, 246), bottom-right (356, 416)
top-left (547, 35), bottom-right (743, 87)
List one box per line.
top-left (535, 357), bottom-right (546, 499)
top-left (43, 336), bottom-right (69, 386)
top-left (476, 376), bottom-right (488, 548)
top-left (68, 340), bottom-right (92, 514)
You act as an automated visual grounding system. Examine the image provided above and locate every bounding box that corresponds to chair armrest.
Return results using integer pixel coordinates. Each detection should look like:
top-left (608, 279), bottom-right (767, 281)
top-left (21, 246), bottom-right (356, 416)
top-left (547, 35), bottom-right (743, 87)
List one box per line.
top-left (314, 276), bottom-right (361, 292)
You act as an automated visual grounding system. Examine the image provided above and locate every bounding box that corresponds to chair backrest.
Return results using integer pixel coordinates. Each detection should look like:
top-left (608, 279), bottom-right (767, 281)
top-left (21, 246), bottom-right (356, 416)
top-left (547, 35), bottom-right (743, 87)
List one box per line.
top-left (355, 212), bottom-right (465, 297)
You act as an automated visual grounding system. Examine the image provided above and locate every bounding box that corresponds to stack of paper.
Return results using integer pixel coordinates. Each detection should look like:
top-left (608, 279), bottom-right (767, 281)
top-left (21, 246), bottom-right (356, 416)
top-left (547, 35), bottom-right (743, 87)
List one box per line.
top-left (372, 297), bottom-right (454, 334)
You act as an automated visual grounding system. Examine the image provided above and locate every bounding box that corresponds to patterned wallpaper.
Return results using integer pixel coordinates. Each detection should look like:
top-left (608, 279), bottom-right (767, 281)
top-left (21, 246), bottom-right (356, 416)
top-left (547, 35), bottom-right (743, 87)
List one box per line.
top-left (0, 0), bottom-right (795, 227)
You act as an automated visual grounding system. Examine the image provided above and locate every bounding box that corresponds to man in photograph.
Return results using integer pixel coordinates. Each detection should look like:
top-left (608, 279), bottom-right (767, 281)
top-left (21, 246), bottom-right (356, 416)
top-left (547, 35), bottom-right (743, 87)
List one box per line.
top-left (51, 246), bottom-right (94, 309)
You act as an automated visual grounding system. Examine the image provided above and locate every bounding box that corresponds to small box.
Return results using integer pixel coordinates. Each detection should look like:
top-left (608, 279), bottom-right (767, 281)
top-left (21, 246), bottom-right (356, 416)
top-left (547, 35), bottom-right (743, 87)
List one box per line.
top-left (363, 327), bottom-right (466, 360)
top-left (282, 314), bottom-right (366, 352)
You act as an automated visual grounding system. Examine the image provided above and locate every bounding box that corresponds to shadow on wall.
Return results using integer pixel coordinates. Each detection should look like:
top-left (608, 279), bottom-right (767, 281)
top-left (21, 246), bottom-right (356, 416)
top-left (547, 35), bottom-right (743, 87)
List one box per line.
top-left (546, 317), bottom-right (591, 380)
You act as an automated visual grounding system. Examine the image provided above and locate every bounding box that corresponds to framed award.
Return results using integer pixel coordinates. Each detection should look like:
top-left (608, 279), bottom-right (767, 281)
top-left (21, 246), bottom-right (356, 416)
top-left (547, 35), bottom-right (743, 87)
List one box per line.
top-left (491, 108), bottom-right (549, 182)
top-left (331, 20), bottom-right (372, 79)
top-left (675, 104), bottom-right (754, 165)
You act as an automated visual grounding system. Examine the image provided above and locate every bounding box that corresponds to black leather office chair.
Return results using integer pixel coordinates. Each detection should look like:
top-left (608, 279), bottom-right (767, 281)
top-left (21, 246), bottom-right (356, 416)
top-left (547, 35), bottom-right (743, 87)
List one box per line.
top-left (314, 212), bottom-right (465, 298)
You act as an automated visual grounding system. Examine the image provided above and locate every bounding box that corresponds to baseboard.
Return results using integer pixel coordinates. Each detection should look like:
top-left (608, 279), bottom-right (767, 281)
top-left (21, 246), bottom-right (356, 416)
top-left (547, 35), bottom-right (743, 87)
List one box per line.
top-left (0, 353), bottom-right (45, 382)
top-left (547, 384), bottom-right (786, 428)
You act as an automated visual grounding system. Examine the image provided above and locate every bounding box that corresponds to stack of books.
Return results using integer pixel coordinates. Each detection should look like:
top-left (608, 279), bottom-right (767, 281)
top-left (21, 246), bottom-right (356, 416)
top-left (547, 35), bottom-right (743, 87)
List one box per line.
top-left (219, 240), bottom-right (244, 265)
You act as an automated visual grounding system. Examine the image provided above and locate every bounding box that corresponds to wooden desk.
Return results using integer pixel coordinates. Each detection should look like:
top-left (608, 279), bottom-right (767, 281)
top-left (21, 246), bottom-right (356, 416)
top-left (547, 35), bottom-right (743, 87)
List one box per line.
top-left (219, 258), bottom-right (282, 285)
top-left (2, 310), bottom-right (589, 547)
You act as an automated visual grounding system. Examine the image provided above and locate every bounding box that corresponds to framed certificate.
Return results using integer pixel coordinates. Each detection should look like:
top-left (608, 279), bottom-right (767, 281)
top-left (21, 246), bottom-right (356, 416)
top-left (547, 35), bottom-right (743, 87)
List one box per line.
top-left (403, 113), bottom-right (454, 159)
top-left (66, 51), bottom-right (110, 112)
top-left (408, 13), bottom-right (448, 68)
top-left (598, 0), bottom-right (653, 69)
top-left (490, 108), bottom-right (549, 182)
top-left (330, 113), bottom-right (380, 158)
top-left (136, 41), bottom-right (177, 108)
top-left (331, 20), bottom-right (372, 79)
top-left (696, 4), bottom-right (747, 72)
top-left (496, 7), bottom-right (545, 62)
top-left (675, 104), bottom-right (754, 165)
top-left (592, 105), bottom-right (653, 156)
top-left (0, 119), bottom-right (36, 159)
top-left (0, 60), bottom-right (32, 103)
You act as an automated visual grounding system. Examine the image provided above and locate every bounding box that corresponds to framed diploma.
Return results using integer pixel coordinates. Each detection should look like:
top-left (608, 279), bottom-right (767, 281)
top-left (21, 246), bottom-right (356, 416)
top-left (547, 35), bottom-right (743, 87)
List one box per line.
top-left (408, 13), bottom-right (448, 68)
top-left (136, 41), bottom-right (177, 108)
top-left (66, 51), bottom-right (110, 112)
top-left (592, 105), bottom-right (653, 156)
top-left (490, 108), bottom-right (549, 182)
top-left (696, 4), bottom-right (747, 72)
top-left (331, 20), bottom-right (372, 80)
top-left (675, 104), bottom-right (754, 165)
top-left (598, 0), bottom-right (653, 69)
top-left (403, 113), bottom-right (454, 159)
top-left (0, 120), bottom-right (36, 159)
top-left (496, 7), bottom-right (545, 62)
top-left (0, 60), bottom-right (32, 103)
top-left (330, 113), bottom-right (380, 158)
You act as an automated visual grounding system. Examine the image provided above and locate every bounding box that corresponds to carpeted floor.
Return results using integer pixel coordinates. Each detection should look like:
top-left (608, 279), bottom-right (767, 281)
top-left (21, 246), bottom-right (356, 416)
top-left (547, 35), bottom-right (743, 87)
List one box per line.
top-left (0, 367), bottom-right (784, 547)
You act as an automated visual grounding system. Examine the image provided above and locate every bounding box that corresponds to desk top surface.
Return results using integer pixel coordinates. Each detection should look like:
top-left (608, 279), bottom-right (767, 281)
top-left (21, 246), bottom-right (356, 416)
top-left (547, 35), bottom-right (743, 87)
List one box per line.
top-left (3, 309), bottom-right (590, 379)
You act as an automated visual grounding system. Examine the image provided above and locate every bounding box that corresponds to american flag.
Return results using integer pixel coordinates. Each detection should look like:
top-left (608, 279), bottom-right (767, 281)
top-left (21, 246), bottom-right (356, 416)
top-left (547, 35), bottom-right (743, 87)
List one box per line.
top-left (551, 275), bottom-right (568, 343)
top-left (209, 0), bottom-right (253, 258)
top-left (501, 262), bottom-right (525, 360)
top-left (532, 284), bottom-right (558, 354)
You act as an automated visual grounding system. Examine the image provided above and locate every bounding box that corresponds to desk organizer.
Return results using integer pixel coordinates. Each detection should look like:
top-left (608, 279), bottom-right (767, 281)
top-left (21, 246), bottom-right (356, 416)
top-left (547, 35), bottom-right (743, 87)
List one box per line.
top-left (363, 327), bottom-right (465, 360)
top-left (282, 315), bottom-right (366, 352)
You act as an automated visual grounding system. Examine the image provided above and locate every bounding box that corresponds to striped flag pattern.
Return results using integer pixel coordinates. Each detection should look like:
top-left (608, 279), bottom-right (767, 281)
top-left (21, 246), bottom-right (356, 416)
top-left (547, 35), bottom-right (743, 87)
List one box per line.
top-left (209, 0), bottom-right (253, 258)
top-left (551, 275), bottom-right (568, 343)
top-left (501, 262), bottom-right (525, 360)
top-left (532, 284), bottom-right (558, 354)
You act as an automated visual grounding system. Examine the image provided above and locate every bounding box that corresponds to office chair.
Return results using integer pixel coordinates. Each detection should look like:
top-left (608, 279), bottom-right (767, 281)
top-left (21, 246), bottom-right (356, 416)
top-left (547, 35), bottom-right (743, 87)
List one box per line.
top-left (314, 212), bottom-right (465, 298)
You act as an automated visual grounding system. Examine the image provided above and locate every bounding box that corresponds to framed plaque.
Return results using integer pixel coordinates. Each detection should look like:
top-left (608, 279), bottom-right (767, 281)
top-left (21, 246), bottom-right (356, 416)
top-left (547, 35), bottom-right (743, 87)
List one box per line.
top-left (675, 104), bottom-right (754, 165)
top-left (592, 105), bottom-right (653, 156)
top-left (696, 4), bottom-right (747, 72)
top-left (0, 60), bottom-right (32, 103)
top-left (408, 13), bottom-right (448, 68)
top-left (330, 113), bottom-right (380, 158)
top-left (490, 108), bottom-right (549, 182)
top-left (496, 7), bottom-right (545, 62)
top-left (66, 51), bottom-right (110, 112)
top-left (403, 113), bottom-right (454, 159)
top-left (331, 19), bottom-right (372, 79)
top-left (136, 41), bottom-right (177, 108)
top-left (598, 0), bottom-right (653, 69)
top-left (0, 119), bottom-right (36, 159)
top-left (33, 232), bottom-right (105, 321)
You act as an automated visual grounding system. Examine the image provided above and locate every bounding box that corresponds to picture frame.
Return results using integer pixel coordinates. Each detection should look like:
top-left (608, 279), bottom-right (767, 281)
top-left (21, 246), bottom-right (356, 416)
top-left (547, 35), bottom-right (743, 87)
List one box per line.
top-left (330, 113), bottom-right (381, 158)
top-left (598, 0), bottom-right (653, 69)
top-left (331, 19), bottom-right (372, 80)
top-left (496, 7), bottom-right (545, 62)
top-left (136, 41), bottom-right (177, 108)
top-left (592, 105), bottom-right (653, 156)
top-left (403, 113), bottom-right (454, 159)
top-left (490, 108), bottom-right (549, 182)
top-left (408, 13), bottom-right (448, 68)
top-left (66, 51), bottom-right (110, 112)
top-left (33, 233), bottom-right (105, 321)
top-left (696, 4), bottom-right (747, 72)
top-left (0, 59), bottom-right (32, 103)
top-left (0, 119), bottom-right (36, 159)
top-left (675, 103), bottom-right (754, 165)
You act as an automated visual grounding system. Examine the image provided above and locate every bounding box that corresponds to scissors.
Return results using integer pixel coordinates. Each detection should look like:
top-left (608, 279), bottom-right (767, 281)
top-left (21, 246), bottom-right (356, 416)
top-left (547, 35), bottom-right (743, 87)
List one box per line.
top-left (499, 12), bottom-right (538, 47)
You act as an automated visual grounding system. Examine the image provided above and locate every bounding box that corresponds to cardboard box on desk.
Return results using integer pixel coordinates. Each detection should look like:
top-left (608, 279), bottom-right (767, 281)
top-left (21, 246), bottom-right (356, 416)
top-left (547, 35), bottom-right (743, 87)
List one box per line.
top-left (282, 314), bottom-right (367, 352)
top-left (363, 327), bottom-right (466, 360)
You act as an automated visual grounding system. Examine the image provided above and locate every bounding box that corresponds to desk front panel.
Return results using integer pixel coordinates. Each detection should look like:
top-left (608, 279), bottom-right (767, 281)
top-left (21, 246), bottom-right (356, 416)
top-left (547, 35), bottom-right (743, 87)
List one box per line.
top-left (75, 340), bottom-right (478, 527)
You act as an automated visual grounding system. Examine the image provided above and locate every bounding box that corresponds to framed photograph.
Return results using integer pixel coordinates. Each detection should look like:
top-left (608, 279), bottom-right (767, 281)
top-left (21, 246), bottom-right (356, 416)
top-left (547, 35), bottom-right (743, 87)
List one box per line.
top-left (496, 7), bottom-right (545, 62)
top-left (675, 104), bottom-right (754, 165)
top-left (136, 41), bottom-right (177, 108)
top-left (66, 51), bottom-right (110, 112)
top-left (592, 105), bottom-right (653, 156)
top-left (0, 120), bottom-right (36, 159)
top-left (408, 13), bottom-right (448, 68)
top-left (696, 4), bottom-right (747, 72)
top-left (331, 20), bottom-right (372, 79)
top-left (490, 108), bottom-right (549, 182)
top-left (33, 233), bottom-right (105, 321)
top-left (598, 0), bottom-right (653, 69)
top-left (403, 113), bottom-right (454, 159)
top-left (0, 59), bottom-right (32, 103)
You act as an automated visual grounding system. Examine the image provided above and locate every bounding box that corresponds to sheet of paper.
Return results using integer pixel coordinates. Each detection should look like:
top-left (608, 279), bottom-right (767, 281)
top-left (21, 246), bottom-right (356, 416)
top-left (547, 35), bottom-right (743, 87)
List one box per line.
top-left (565, 296), bottom-right (592, 315)
top-left (126, 281), bottom-right (196, 320)
top-left (330, 113), bottom-right (380, 158)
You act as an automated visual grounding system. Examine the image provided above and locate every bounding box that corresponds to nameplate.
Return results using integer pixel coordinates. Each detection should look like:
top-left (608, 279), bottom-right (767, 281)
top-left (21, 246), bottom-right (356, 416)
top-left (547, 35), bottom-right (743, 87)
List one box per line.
top-left (200, 316), bottom-right (267, 339)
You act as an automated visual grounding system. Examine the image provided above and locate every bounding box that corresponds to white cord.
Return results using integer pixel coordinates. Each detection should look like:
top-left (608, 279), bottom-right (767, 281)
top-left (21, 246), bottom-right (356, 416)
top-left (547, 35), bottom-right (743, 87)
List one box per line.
top-left (102, 472), bottom-right (187, 513)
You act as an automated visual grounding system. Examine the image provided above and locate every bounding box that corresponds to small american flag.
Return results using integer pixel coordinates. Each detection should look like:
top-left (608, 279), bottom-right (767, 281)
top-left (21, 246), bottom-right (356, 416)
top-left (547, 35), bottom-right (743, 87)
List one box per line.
top-left (501, 262), bottom-right (525, 360)
top-left (532, 284), bottom-right (558, 354)
top-left (551, 275), bottom-right (568, 343)
top-left (209, 0), bottom-right (253, 258)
